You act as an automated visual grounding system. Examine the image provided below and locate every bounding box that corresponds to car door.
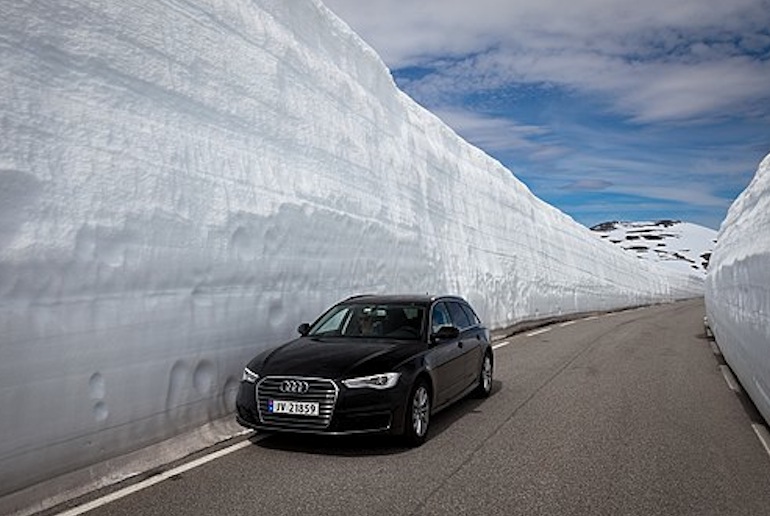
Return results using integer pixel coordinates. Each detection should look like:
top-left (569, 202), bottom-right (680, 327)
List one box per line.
top-left (428, 302), bottom-right (466, 407)
top-left (460, 301), bottom-right (487, 386)
top-left (446, 301), bottom-right (483, 390)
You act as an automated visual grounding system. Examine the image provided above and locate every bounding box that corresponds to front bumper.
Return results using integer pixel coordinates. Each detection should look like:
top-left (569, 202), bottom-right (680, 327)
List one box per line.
top-left (235, 376), bottom-right (409, 436)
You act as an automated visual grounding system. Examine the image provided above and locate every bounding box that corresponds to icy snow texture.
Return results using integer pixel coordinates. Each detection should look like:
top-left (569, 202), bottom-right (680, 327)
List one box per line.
top-left (706, 153), bottom-right (770, 425)
top-left (0, 0), bottom-right (702, 494)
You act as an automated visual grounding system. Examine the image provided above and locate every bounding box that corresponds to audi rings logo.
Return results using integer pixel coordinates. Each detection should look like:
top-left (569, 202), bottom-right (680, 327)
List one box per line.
top-left (280, 379), bottom-right (309, 394)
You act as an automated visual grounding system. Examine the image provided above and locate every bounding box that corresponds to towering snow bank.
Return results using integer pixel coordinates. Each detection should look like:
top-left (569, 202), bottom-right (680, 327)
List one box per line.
top-left (706, 154), bottom-right (770, 424)
top-left (0, 0), bottom-right (701, 496)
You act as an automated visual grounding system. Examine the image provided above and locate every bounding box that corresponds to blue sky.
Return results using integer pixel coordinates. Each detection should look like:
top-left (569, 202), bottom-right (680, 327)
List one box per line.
top-left (324, 0), bottom-right (770, 229)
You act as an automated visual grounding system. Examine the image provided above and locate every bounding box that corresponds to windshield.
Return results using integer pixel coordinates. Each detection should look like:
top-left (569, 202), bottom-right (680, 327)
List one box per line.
top-left (309, 303), bottom-right (425, 341)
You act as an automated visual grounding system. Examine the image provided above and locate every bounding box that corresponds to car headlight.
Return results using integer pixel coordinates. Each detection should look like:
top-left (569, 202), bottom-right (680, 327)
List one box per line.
top-left (241, 367), bottom-right (259, 383)
top-left (342, 373), bottom-right (400, 390)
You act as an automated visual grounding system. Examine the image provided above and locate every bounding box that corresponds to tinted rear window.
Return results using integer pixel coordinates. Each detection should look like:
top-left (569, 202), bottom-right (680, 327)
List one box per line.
top-left (459, 303), bottom-right (480, 326)
top-left (447, 302), bottom-right (472, 330)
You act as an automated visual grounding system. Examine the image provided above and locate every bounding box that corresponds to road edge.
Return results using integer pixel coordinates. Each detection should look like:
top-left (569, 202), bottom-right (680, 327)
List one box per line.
top-left (1, 416), bottom-right (251, 516)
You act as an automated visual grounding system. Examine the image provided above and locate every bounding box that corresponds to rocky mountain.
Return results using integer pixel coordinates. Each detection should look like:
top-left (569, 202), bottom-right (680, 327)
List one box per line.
top-left (591, 220), bottom-right (717, 276)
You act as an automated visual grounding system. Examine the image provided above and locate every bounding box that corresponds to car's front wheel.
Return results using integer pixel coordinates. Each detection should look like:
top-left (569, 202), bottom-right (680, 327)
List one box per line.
top-left (403, 379), bottom-right (431, 447)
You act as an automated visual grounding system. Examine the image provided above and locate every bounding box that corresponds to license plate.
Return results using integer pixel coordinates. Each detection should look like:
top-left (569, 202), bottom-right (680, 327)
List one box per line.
top-left (269, 399), bottom-right (320, 416)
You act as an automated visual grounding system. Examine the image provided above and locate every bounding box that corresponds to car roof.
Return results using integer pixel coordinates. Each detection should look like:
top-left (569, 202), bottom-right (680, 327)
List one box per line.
top-left (341, 294), bottom-right (469, 305)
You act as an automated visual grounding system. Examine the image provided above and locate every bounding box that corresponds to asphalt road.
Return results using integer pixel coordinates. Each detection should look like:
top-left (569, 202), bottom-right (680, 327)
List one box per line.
top-left (48, 298), bottom-right (770, 516)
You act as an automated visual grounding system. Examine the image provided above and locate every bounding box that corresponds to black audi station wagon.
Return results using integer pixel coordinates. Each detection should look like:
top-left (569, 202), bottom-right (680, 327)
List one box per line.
top-left (235, 294), bottom-right (493, 446)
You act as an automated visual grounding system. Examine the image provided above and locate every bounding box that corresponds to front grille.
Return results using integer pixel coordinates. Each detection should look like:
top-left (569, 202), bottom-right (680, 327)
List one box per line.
top-left (256, 376), bottom-right (338, 430)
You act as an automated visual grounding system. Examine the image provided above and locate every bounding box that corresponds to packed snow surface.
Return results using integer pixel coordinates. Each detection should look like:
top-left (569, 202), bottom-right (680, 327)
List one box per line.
top-left (0, 0), bottom-right (702, 496)
top-left (591, 220), bottom-right (717, 276)
top-left (706, 153), bottom-right (770, 425)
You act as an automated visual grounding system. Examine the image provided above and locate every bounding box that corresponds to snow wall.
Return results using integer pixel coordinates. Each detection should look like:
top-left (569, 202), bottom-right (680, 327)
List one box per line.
top-left (0, 0), bottom-right (703, 496)
top-left (706, 154), bottom-right (770, 425)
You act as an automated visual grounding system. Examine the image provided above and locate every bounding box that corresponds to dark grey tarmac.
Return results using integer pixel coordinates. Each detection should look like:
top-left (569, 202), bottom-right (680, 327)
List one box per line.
top-left (48, 298), bottom-right (770, 516)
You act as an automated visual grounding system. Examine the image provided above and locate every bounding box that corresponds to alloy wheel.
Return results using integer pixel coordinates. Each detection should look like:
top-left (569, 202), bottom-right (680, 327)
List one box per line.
top-left (482, 354), bottom-right (492, 393)
top-left (412, 384), bottom-right (430, 437)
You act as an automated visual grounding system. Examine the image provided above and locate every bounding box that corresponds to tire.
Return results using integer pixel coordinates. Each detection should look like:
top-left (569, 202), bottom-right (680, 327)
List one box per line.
top-left (403, 379), bottom-right (431, 447)
top-left (473, 352), bottom-right (493, 398)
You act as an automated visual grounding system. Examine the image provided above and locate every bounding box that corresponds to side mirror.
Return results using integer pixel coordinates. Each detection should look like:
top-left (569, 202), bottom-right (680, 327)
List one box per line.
top-left (430, 325), bottom-right (460, 344)
top-left (297, 323), bottom-right (311, 336)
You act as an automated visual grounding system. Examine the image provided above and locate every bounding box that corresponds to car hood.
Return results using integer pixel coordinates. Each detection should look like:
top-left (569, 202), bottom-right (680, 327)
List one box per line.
top-left (252, 337), bottom-right (425, 379)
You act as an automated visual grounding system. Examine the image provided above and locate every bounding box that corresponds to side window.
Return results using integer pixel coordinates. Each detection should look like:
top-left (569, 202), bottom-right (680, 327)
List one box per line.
top-left (447, 302), bottom-right (472, 330)
top-left (459, 303), bottom-right (480, 327)
top-left (431, 303), bottom-right (452, 334)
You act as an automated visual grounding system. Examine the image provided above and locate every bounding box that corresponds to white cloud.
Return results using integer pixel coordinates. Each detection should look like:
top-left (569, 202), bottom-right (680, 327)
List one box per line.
top-left (560, 179), bottom-right (614, 191)
top-left (430, 107), bottom-right (568, 159)
top-left (618, 58), bottom-right (770, 122)
top-left (615, 184), bottom-right (731, 208)
top-left (324, 0), bottom-right (770, 122)
top-left (325, 0), bottom-right (767, 61)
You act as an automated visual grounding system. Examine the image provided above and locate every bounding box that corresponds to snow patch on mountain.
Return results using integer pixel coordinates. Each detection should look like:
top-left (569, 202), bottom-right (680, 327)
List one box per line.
top-left (591, 220), bottom-right (717, 276)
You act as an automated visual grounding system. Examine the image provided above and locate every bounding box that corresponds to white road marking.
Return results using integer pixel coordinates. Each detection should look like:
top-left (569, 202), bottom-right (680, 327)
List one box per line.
top-left (53, 439), bottom-right (253, 516)
top-left (751, 424), bottom-right (770, 459)
top-left (719, 365), bottom-right (742, 393)
top-left (559, 321), bottom-right (576, 327)
top-left (527, 327), bottom-right (551, 337)
top-left (492, 341), bottom-right (510, 350)
top-left (584, 316), bottom-right (599, 321)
